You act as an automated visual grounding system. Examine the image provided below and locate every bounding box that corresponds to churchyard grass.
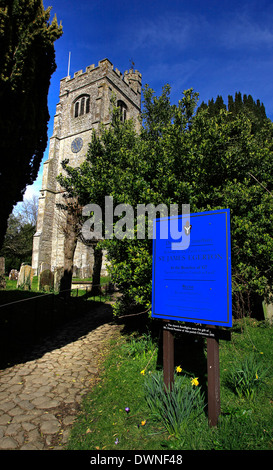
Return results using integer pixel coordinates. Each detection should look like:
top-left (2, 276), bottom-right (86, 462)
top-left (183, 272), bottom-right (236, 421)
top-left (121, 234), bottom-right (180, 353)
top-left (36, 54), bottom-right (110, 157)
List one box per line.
top-left (67, 318), bottom-right (273, 450)
top-left (4, 275), bottom-right (39, 291)
top-left (4, 275), bottom-right (110, 291)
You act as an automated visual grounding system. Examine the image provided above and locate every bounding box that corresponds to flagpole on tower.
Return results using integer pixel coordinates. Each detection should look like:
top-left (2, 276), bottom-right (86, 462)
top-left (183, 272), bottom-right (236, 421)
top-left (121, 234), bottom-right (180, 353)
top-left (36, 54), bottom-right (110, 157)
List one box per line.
top-left (67, 51), bottom-right (71, 77)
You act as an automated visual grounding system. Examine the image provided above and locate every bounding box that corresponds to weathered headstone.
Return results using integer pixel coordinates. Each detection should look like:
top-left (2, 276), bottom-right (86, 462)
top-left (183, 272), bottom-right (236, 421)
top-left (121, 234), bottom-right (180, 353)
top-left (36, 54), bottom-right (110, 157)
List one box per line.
top-left (17, 264), bottom-right (34, 290)
top-left (38, 269), bottom-right (54, 291)
top-left (54, 267), bottom-right (64, 293)
top-left (263, 301), bottom-right (273, 325)
top-left (0, 257), bottom-right (5, 275)
top-left (39, 262), bottom-right (51, 275)
top-left (9, 269), bottom-right (19, 280)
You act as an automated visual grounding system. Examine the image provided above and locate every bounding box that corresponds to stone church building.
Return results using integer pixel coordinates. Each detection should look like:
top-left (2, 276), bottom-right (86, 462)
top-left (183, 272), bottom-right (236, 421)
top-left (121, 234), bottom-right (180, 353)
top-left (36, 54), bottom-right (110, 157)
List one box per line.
top-left (32, 59), bottom-right (142, 278)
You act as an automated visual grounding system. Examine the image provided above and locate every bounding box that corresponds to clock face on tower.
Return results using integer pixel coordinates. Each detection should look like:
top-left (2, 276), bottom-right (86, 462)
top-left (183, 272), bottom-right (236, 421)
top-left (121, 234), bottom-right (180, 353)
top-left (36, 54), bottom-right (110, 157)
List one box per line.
top-left (71, 137), bottom-right (83, 153)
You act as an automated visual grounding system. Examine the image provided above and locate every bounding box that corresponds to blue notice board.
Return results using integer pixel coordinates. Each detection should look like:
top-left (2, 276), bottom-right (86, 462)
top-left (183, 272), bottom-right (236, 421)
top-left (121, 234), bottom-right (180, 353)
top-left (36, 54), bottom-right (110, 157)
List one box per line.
top-left (152, 209), bottom-right (232, 327)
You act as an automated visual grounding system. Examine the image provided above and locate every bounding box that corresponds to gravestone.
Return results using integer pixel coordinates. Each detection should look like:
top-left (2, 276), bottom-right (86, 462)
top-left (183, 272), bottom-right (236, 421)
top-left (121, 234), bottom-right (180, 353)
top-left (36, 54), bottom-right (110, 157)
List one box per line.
top-left (54, 267), bottom-right (64, 293)
top-left (263, 301), bottom-right (273, 325)
top-left (39, 262), bottom-right (51, 275)
top-left (17, 264), bottom-right (34, 290)
top-left (0, 257), bottom-right (5, 275)
top-left (38, 269), bottom-right (54, 291)
top-left (9, 269), bottom-right (19, 280)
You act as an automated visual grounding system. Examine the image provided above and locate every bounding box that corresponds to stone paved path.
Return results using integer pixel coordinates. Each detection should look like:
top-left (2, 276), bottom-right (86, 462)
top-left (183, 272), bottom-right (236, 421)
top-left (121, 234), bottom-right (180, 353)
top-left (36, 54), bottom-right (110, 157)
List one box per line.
top-left (0, 304), bottom-right (121, 450)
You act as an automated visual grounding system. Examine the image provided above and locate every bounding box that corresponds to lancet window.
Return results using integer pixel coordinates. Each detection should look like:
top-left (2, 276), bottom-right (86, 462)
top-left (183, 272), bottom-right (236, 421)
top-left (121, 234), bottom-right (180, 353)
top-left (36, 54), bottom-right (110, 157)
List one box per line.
top-left (117, 100), bottom-right (127, 122)
top-left (74, 95), bottom-right (90, 118)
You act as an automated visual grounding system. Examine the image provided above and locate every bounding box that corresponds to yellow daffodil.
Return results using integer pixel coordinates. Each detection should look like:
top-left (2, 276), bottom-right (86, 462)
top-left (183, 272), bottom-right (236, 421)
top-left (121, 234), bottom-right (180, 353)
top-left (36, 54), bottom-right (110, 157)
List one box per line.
top-left (176, 365), bottom-right (182, 373)
top-left (191, 377), bottom-right (199, 386)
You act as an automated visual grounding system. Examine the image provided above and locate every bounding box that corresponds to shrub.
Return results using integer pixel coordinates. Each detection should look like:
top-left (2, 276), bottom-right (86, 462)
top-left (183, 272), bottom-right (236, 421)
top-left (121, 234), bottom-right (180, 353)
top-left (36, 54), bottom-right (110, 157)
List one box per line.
top-left (144, 371), bottom-right (205, 437)
top-left (225, 352), bottom-right (268, 400)
top-left (123, 332), bottom-right (155, 359)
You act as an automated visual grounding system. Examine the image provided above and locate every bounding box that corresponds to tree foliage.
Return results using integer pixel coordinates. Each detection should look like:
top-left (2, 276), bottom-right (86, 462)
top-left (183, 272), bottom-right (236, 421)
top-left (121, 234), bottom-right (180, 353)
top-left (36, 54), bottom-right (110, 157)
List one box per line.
top-left (198, 91), bottom-right (267, 133)
top-left (58, 86), bottom-right (273, 318)
top-left (0, 0), bottom-right (62, 248)
top-left (0, 196), bottom-right (39, 272)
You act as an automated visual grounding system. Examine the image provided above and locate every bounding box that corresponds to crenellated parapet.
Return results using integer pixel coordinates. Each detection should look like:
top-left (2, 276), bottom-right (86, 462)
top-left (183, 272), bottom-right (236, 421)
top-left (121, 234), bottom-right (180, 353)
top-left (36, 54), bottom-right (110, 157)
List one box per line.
top-left (60, 58), bottom-right (142, 98)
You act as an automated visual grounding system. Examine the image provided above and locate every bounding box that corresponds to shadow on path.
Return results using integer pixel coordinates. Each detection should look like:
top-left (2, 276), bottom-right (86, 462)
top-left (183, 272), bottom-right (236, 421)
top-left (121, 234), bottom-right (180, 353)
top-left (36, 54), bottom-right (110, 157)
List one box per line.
top-left (0, 295), bottom-right (114, 370)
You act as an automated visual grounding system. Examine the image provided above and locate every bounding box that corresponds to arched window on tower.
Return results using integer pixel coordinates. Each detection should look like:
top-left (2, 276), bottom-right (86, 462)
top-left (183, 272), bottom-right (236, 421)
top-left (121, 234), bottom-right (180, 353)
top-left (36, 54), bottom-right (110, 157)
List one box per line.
top-left (75, 101), bottom-right (79, 118)
top-left (74, 95), bottom-right (90, 118)
top-left (86, 96), bottom-right (90, 114)
top-left (80, 97), bottom-right (85, 116)
top-left (117, 100), bottom-right (127, 122)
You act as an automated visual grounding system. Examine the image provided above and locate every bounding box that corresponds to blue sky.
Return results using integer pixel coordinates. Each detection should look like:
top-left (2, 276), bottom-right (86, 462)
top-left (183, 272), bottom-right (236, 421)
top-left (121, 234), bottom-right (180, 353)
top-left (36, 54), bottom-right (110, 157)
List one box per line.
top-left (23, 0), bottom-right (273, 200)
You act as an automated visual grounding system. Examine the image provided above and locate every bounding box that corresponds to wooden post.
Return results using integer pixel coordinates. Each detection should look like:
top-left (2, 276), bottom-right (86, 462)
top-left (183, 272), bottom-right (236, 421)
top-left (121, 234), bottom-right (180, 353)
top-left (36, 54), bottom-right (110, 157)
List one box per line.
top-left (207, 333), bottom-right (220, 427)
top-left (163, 323), bottom-right (174, 391)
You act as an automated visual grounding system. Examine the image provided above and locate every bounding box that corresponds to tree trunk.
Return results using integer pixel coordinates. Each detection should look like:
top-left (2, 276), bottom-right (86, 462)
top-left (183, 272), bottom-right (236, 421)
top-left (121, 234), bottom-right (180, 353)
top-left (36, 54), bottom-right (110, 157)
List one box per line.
top-left (59, 207), bottom-right (78, 300)
top-left (90, 244), bottom-right (102, 296)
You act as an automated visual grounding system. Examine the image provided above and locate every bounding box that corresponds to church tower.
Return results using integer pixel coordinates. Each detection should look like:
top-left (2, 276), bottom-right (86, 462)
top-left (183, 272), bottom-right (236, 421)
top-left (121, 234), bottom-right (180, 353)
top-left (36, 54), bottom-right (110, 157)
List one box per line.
top-left (32, 59), bottom-right (142, 277)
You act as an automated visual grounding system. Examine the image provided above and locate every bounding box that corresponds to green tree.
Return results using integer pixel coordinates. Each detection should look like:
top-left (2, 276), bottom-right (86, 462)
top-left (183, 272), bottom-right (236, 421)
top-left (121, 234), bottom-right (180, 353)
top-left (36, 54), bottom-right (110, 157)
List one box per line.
top-left (57, 87), bottom-right (273, 318)
top-left (199, 92), bottom-right (267, 133)
top-left (0, 214), bottom-right (35, 273)
top-left (0, 0), bottom-right (62, 248)
top-left (183, 109), bottom-right (273, 316)
top-left (0, 195), bottom-right (39, 273)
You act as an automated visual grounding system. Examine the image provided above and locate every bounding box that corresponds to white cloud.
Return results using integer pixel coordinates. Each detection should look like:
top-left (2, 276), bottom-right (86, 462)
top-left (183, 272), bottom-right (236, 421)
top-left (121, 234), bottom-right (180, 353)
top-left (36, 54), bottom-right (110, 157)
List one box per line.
top-left (143, 58), bottom-right (205, 97)
top-left (130, 13), bottom-right (209, 52)
top-left (219, 13), bottom-right (273, 50)
top-left (23, 184), bottom-right (40, 200)
top-left (12, 181), bottom-right (40, 216)
top-left (20, 174), bottom-right (42, 205)
top-left (133, 8), bottom-right (273, 54)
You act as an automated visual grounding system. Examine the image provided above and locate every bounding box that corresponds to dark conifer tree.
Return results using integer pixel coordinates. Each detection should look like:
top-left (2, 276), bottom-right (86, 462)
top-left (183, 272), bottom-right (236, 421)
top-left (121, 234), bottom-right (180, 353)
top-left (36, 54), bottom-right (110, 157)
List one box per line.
top-left (0, 0), bottom-right (62, 248)
top-left (214, 95), bottom-right (226, 113)
top-left (199, 92), bottom-right (268, 133)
